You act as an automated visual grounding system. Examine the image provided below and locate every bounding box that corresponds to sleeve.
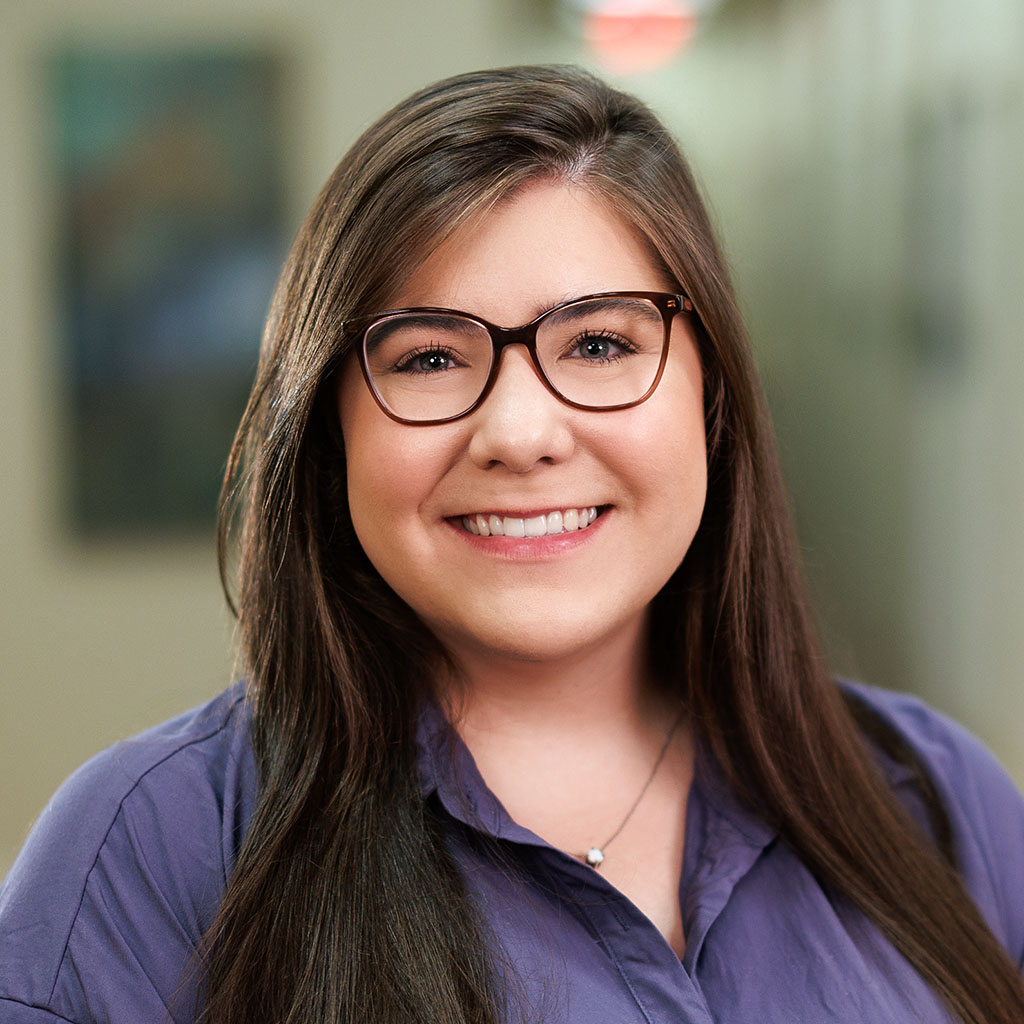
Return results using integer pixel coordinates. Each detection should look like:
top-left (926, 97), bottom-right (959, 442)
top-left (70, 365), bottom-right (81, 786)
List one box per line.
top-left (852, 684), bottom-right (1024, 968)
top-left (0, 688), bottom-right (254, 1024)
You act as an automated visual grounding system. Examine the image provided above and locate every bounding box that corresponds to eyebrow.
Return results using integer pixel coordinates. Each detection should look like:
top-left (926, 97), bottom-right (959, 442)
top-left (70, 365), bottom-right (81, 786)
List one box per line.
top-left (530, 295), bottom-right (577, 320)
top-left (542, 296), bottom-right (664, 326)
top-left (364, 294), bottom-right (665, 338)
top-left (365, 313), bottom-right (483, 348)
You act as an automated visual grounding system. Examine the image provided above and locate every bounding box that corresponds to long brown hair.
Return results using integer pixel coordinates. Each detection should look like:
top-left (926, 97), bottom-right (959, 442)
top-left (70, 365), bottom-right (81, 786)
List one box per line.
top-left (208, 65), bottom-right (1024, 1023)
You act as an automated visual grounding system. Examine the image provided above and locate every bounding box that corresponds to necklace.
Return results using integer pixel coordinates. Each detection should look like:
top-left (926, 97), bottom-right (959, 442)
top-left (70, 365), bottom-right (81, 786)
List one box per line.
top-left (579, 713), bottom-right (683, 869)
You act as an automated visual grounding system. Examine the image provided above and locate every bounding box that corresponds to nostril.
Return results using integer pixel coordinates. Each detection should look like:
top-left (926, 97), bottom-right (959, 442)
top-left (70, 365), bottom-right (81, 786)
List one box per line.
top-left (465, 344), bottom-right (576, 471)
top-left (466, 402), bottom-right (575, 472)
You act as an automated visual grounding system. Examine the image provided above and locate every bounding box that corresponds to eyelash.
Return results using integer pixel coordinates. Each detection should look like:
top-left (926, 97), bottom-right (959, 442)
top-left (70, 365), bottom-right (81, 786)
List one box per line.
top-left (392, 345), bottom-right (464, 374)
top-left (390, 328), bottom-right (641, 376)
top-left (560, 330), bottom-right (640, 361)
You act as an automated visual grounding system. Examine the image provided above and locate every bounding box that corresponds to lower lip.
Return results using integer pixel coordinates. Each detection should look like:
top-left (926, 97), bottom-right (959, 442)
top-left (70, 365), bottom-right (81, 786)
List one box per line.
top-left (445, 509), bottom-right (610, 560)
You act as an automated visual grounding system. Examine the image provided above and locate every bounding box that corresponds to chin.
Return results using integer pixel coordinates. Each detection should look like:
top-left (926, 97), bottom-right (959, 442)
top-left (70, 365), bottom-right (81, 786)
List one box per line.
top-left (430, 607), bottom-right (642, 667)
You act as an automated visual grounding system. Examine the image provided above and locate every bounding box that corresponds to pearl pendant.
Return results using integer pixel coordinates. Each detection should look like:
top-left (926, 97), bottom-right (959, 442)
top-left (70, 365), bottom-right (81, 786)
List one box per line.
top-left (585, 847), bottom-right (605, 867)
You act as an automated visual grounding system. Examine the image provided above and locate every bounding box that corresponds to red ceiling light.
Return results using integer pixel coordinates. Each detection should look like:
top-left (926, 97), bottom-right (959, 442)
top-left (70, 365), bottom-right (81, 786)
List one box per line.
top-left (581, 0), bottom-right (698, 74)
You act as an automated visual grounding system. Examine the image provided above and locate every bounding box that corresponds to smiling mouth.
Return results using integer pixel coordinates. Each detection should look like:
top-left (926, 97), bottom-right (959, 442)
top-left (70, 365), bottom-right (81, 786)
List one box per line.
top-left (459, 506), bottom-right (601, 538)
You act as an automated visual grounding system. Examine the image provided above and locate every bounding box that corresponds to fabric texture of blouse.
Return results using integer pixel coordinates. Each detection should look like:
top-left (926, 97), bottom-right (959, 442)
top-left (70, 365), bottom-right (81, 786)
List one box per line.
top-left (1, 680), bottom-right (1023, 1023)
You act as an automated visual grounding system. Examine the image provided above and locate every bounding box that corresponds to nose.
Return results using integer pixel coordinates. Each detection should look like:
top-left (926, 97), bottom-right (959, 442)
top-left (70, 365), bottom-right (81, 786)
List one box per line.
top-left (466, 345), bottom-right (575, 472)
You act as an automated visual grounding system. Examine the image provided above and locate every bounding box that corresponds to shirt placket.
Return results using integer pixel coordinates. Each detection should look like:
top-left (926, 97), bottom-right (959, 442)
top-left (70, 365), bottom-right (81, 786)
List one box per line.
top-left (419, 706), bottom-right (778, 1023)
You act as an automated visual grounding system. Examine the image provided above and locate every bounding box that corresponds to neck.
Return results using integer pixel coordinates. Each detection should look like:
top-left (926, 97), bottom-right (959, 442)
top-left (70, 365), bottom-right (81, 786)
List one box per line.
top-left (431, 612), bottom-right (693, 936)
top-left (435, 612), bottom-right (671, 747)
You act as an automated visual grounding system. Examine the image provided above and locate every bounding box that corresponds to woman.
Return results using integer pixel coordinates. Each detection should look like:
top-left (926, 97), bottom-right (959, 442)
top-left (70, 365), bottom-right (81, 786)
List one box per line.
top-left (2, 65), bottom-right (1023, 1024)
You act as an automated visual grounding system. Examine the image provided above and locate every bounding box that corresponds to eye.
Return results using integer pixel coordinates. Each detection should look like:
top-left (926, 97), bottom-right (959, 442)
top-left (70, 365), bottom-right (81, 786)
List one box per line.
top-left (566, 331), bottom-right (637, 362)
top-left (394, 346), bottom-right (462, 374)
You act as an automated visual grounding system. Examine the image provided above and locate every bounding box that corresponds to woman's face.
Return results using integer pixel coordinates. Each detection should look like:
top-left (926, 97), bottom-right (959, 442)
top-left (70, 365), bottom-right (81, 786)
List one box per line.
top-left (338, 180), bottom-right (707, 666)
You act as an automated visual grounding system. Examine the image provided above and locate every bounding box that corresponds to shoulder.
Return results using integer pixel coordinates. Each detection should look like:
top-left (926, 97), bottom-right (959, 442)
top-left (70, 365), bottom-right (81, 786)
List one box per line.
top-left (841, 679), bottom-right (1024, 965)
top-left (0, 682), bottom-right (257, 1023)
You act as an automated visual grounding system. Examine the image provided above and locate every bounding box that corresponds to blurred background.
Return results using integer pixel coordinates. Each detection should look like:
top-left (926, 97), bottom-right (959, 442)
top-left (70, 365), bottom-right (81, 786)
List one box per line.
top-left (2, 0), bottom-right (1022, 873)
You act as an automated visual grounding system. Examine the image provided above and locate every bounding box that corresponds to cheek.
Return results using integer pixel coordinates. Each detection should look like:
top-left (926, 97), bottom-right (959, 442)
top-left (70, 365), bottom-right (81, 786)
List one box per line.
top-left (340, 380), bottom-right (400, 570)
top-left (340, 399), bottom-right (453, 568)
top-left (343, 437), bottom-right (430, 611)
top-left (340, 365), bottom-right (411, 528)
top-left (347, 444), bottom-right (404, 523)
top-left (345, 438), bottom-right (434, 557)
top-left (629, 358), bottom-right (707, 499)
top-left (628, 370), bottom-right (708, 565)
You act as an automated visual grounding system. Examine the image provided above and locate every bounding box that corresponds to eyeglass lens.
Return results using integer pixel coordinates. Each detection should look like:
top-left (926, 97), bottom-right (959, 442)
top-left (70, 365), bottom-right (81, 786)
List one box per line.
top-left (363, 295), bottom-right (667, 422)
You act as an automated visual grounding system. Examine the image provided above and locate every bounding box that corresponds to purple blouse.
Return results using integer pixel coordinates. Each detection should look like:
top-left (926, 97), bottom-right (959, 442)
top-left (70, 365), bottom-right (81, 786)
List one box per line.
top-left (2, 680), bottom-right (1023, 1023)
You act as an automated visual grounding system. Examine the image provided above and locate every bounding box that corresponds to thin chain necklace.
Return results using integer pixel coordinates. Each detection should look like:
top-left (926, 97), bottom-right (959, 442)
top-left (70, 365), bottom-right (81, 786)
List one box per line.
top-left (578, 713), bottom-right (683, 869)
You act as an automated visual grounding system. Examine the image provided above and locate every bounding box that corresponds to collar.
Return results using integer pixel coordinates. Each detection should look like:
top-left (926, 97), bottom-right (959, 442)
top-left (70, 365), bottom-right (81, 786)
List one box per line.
top-left (414, 697), bottom-right (779, 855)
top-left (414, 685), bottom-right (918, 852)
top-left (415, 697), bottom-right (544, 847)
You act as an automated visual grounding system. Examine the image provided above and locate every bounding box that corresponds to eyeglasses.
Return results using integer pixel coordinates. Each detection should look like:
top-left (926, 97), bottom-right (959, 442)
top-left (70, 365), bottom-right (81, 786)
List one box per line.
top-left (345, 290), bottom-right (695, 425)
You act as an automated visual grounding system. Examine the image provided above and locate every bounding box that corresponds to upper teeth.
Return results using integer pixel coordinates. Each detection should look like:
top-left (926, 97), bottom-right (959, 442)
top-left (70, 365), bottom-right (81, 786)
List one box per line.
top-left (461, 506), bottom-right (599, 538)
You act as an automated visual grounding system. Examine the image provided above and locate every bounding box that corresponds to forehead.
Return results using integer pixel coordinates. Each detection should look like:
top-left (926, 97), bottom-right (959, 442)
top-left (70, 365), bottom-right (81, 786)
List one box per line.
top-left (387, 179), bottom-right (673, 326)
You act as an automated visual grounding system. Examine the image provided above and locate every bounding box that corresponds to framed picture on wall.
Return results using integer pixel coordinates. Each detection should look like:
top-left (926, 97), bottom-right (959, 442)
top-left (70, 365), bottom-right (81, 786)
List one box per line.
top-left (51, 49), bottom-right (289, 537)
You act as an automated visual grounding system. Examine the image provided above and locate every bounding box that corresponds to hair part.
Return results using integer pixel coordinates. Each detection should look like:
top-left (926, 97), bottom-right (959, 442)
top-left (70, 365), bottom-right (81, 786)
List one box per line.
top-left (207, 65), bottom-right (1024, 1024)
